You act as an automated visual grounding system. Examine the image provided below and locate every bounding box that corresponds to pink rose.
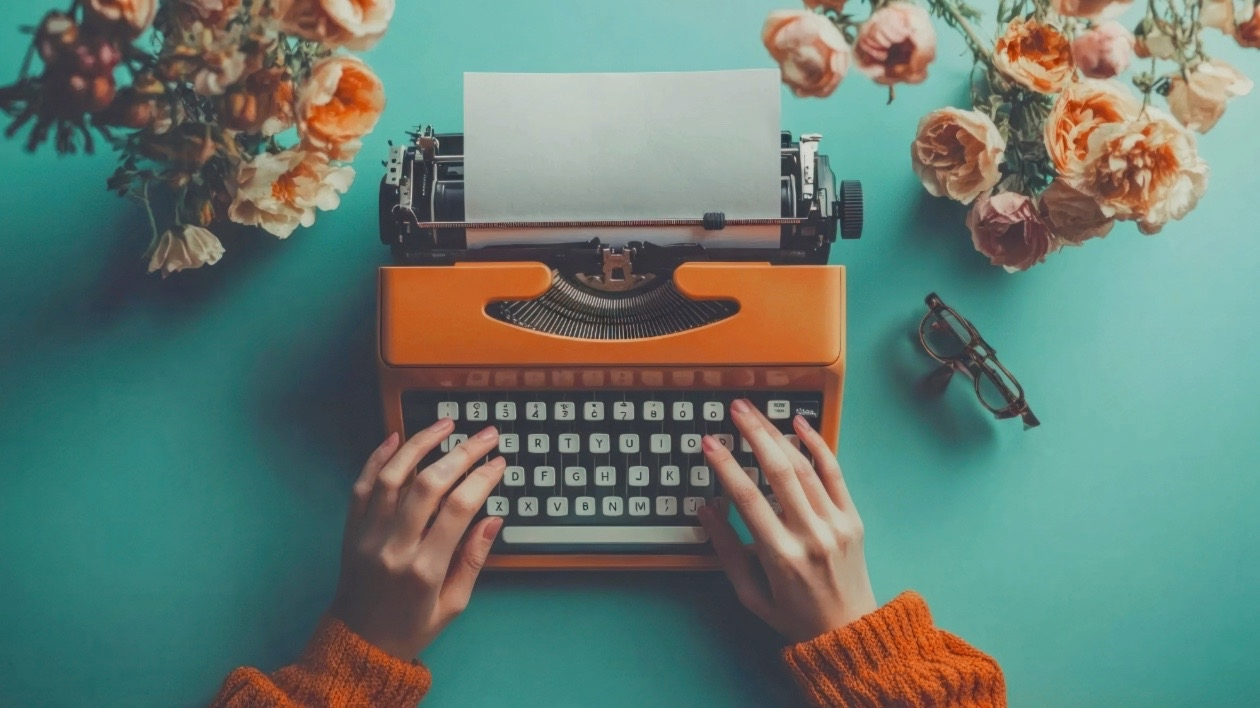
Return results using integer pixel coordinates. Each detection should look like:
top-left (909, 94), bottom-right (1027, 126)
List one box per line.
top-left (762, 10), bottom-right (851, 98)
top-left (967, 191), bottom-right (1060, 271)
top-left (1071, 21), bottom-right (1134, 79)
top-left (854, 2), bottom-right (937, 86)
top-left (1037, 179), bottom-right (1114, 245)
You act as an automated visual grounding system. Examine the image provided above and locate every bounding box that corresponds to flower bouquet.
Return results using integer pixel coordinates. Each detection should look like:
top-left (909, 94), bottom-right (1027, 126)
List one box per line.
top-left (0, 0), bottom-right (394, 276)
top-left (762, 0), bottom-right (1256, 271)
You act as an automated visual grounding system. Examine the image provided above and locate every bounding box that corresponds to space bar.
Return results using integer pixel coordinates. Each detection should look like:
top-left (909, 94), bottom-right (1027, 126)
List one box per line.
top-left (501, 526), bottom-right (709, 545)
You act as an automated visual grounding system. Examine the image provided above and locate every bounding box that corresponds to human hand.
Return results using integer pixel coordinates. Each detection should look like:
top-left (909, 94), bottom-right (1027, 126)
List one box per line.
top-left (698, 399), bottom-right (877, 643)
top-left (329, 420), bottom-right (505, 660)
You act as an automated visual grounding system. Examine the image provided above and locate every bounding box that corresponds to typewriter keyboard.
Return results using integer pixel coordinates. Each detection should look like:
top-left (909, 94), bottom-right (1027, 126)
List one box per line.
top-left (402, 390), bottom-right (822, 553)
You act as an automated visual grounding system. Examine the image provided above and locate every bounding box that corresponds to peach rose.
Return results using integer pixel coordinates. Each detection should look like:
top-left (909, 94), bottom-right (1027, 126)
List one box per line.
top-left (1062, 107), bottom-right (1208, 234)
top-left (1037, 179), bottom-right (1114, 245)
top-left (1134, 19), bottom-right (1177, 59)
top-left (147, 225), bottom-right (225, 277)
top-left (993, 19), bottom-right (1075, 94)
top-left (1166, 59), bottom-right (1254, 134)
top-left (229, 149), bottom-right (356, 238)
top-left (1237, 4), bottom-right (1260, 48)
top-left (1200, 0), bottom-right (1236, 33)
top-left (854, 2), bottom-right (936, 86)
top-left (1049, 0), bottom-right (1132, 19)
top-left (221, 66), bottom-right (295, 136)
top-left (1071, 21), bottom-right (1133, 79)
top-left (296, 56), bottom-right (385, 161)
top-left (967, 191), bottom-right (1060, 272)
top-left (762, 10), bottom-right (851, 98)
top-left (86, 0), bottom-right (156, 37)
top-left (280, 0), bottom-right (395, 51)
top-left (911, 107), bottom-right (1006, 204)
top-left (1044, 78), bottom-right (1140, 177)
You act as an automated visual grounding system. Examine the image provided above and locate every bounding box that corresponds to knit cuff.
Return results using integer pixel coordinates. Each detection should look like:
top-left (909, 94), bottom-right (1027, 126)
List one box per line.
top-left (296, 616), bottom-right (433, 707)
top-left (782, 591), bottom-right (946, 707)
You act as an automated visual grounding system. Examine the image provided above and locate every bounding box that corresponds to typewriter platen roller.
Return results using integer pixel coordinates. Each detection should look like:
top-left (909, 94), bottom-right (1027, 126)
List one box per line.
top-left (376, 124), bottom-right (863, 570)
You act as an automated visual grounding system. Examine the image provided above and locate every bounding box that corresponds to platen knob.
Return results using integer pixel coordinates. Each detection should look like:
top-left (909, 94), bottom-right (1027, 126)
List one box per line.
top-left (837, 180), bottom-right (863, 240)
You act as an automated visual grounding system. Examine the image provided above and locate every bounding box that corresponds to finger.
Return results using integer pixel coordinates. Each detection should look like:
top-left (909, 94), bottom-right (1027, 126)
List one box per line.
top-left (730, 399), bottom-right (813, 527)
top-left (794, 415), bottom-right (853, 511)
top-left (389, 427), bottom-right (501, 546)
top-left (745, 404), bottom-right (834, 517)
top-left (414, 455), bottom-right (506, 565)
top-left (699, 502), bottom-right (772, 619)
top-left (365, 418), bottom-right (456, 526)
top-left (349, 433), bottom-right (400, 524)
top-left (438, 515), bottom-right (504, 620)
top-left (702, 435), bottom-right (784, 545)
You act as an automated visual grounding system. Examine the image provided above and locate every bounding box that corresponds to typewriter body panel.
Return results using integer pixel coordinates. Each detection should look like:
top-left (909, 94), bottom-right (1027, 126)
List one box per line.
top-left (378, 127), bottom-right (861, 570)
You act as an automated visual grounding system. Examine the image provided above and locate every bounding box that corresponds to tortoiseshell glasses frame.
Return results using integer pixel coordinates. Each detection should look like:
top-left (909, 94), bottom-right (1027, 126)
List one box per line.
top-left (918, 293), bottom-right (1040, 429)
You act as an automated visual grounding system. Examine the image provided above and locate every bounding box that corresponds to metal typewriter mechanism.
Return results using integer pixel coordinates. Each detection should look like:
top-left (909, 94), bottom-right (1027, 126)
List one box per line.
top-left (379, 126), bottom-right (863, 340)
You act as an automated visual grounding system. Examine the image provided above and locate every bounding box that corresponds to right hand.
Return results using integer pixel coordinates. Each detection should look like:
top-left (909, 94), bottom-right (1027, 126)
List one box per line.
top-left (698, 399), bottom-right (877, 643)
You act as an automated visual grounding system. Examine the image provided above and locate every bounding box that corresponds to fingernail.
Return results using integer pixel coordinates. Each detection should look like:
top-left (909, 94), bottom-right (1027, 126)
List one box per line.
top-left (731, 399), bottom-right (750, 414)
top-left (482, 516), bottom-right (504, 540)
top-left (475, 425), bottom-right (497, 440)
top-left (490, 455), bottom-right (507, 468)
top-left (701, 435), bottom-right (721, 452)
top-left (428, 418), bottom-right (454, 432)
top-left (381, 431), bottom-right (399, 449)
top-left (794, 414), bottom-right (813, 431)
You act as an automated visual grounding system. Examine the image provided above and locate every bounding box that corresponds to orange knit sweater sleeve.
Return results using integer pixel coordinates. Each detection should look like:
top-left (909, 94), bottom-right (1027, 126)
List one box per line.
top-left (211, 616), bottom-right (432, 708)
top-left (782, 591), bottom-right (1006, 707)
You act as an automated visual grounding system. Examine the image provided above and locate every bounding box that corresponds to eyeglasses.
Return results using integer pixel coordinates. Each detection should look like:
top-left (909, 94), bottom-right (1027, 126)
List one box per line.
top-left (919, 293), bottom-right (1039, 429)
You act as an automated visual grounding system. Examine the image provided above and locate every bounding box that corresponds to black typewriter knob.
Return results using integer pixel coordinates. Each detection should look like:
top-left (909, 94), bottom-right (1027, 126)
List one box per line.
top-left (837, 180), bottom-right (863, 240)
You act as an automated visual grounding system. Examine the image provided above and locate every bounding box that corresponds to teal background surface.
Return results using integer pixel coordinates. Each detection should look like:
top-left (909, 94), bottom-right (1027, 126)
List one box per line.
top-left (2, 0), bottom-right (1259, 705)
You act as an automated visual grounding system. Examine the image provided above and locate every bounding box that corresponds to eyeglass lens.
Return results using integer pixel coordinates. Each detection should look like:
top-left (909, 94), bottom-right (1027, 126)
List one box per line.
top-left (921, 309), bottom-right (972, 360)
top-left (976, 363), bottom-right (1020, 413)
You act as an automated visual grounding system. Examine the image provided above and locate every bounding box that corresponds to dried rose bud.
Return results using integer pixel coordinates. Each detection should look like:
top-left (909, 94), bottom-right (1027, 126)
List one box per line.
top-left (97, 86), bottom-right (157, 129)
top-left (220, 88), bottom-right (260, 132)
top-left (58, 72), bottom-right (117, 114)
top-left (68, 37), bottom-right (123, 77)
top-left (35, 11), bottom-right (79, 65)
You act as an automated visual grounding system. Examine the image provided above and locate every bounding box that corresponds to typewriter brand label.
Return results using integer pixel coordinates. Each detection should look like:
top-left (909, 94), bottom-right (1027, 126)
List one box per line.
top-left (794, 406), bottom-right (819, 419)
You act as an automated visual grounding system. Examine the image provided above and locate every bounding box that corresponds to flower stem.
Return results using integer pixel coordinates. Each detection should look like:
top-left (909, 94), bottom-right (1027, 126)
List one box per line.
top-left (930, 0), bottom-right (997, 69)
top-left (141, 178), bottom-right (161, 257)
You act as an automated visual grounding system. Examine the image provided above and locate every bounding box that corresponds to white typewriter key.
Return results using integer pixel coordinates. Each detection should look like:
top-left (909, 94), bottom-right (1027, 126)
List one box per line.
top-left (619, 434), bottom-right (639, 454)
top-left (672, 401), bottom-right (694, 421)
top-left (629, 497), bottom-right (651, 517)
top-left (602, 496), bottom-right (624, 516)
top-left (518, 497), bottom-right (539, 517)
top-left (534, 466), bottom-right (556, 486)
top-left (785, 434), bottom-right (801, 450)
top-left (742, 466), bottom-right (760, 485)
top-left (650, 434), bottom-right (671, 454)
top-left (680, 434), bottom-right (702, 454)
top-left (713, 434), bottom-right (734, 451)
top-left (629, 465), bottom-right (649, 487)
top-left (486, 496), bottom-right (509, 517)
top-left (547, 497), bottom-right (569, 517)
top-left (583, 401), bottom-right (605, 421)
top-left (690, 466), bottom-right (711, 487)
top-left (589, 433), bottom-right (610, 454)
top-left (683, 497), bottom-right (706, 516)
top-left (495, 402), bottom-right (517, 421)
top-left (554, 401), bottom-right (576, 421)
top-left (740, 437), bottom-right (753, 453)
top-left (613, 401), bottom-right (635, 421)
top-left (595, 466), bottom-right (617, 486)
top-left (703, 401), bottom-right (724, 421)
top-left (565, 466), bottom-right (587, 486)
top-left (575, 496), bottom-right (597, 516)
top-left (440, 433), bottom-right (468, 453)
top-left (527, 434), bottom-right (549, 454)
top-left (437, 402), bottom-right (460, 421)
top-left (656, 496), bottom-right (678, 516)
top-left (558, 433), bottom-right (580, 454)
top-left (525, 402), bottom-right (547, 420)
top-left (660, 465), bottom-right (681, 486)
top-left (498, 434), bottom-right (519, 454)
top-left (767, 400), bottom-right (791, 420)
top-left (643, 401), bottom-right (665, 421)
top-left (504, 466), bottom-right (526, 487)
top-left (466, 401), bottom-right (488, 422)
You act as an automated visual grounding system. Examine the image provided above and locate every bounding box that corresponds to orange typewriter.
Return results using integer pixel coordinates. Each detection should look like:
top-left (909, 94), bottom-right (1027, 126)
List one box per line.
top-left (376, 74), bottom-right (862, 570)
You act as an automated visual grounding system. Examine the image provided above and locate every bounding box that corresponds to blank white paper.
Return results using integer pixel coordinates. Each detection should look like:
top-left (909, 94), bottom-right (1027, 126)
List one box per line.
top-left (463, 70), bottom-right (782, 249)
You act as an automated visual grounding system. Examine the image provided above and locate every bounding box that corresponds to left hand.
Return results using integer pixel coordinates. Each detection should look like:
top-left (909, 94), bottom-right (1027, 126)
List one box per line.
top-left (329, 420), bottom-right (505, 660)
